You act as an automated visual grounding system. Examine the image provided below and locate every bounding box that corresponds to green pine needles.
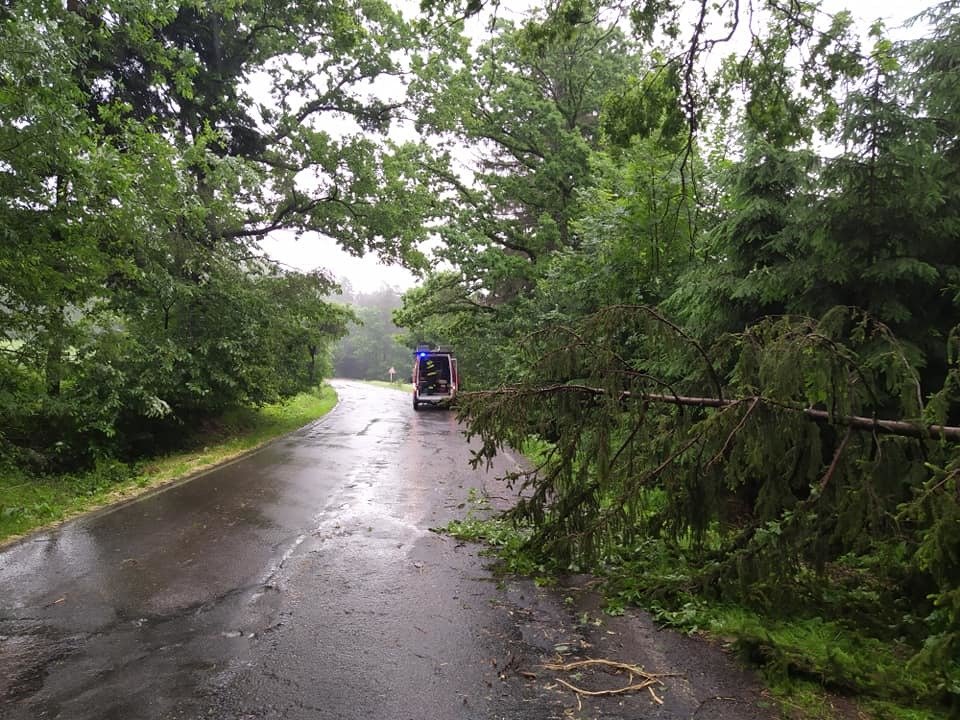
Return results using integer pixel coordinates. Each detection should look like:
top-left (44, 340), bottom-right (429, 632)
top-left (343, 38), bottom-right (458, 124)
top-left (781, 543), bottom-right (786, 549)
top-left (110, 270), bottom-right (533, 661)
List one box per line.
top-left (460, 305), bottom-right (960, 714)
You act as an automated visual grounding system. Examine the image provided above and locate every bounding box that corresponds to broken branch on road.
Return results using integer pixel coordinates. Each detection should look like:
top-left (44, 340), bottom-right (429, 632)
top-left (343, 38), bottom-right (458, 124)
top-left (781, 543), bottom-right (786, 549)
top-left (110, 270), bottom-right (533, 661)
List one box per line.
top-left (541, 658), bottom-right (669, 705)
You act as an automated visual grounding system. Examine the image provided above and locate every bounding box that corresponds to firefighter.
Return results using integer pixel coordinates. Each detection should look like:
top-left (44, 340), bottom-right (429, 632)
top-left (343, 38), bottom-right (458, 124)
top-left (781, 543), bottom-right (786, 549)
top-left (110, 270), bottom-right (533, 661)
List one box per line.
top-left (422, 357), bottom-right (439, 392)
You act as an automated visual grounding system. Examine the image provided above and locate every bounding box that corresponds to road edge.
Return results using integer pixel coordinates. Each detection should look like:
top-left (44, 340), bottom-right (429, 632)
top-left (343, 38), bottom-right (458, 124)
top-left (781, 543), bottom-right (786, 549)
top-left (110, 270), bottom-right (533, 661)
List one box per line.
top-left (0, 389), bottom-right (344, 552)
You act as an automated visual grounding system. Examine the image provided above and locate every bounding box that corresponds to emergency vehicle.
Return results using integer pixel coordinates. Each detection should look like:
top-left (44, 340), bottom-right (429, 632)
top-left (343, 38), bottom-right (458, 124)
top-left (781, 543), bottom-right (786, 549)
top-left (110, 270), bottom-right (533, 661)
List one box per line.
top-left (411, 345), bottom-right (459, 410)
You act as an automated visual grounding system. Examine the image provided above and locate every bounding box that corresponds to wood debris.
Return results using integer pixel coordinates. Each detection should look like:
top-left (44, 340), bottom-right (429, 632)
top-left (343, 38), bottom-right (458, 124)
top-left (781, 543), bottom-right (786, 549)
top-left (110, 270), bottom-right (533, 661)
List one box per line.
top-left (541, 658), bottom-right (669, 705)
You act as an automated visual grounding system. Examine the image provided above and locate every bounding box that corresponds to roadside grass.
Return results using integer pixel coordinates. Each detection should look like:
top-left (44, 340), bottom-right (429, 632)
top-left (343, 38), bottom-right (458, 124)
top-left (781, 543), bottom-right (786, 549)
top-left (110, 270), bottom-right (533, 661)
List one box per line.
top-left (0, 384), bottom-right (338, 545)
top-left (649, 602), bottom-right (940, 718)
top-left (442, 454), bottom-right (952, 720)
top-left (365, 379), bottom-right (413, 392)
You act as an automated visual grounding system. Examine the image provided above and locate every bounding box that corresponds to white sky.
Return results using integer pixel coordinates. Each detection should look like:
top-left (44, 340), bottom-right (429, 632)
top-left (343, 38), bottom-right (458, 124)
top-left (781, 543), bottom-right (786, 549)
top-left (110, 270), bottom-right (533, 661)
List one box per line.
top-left (260, 229), bottom-right (419, 293)
top-left (258, 0), bottom-right (935, 295)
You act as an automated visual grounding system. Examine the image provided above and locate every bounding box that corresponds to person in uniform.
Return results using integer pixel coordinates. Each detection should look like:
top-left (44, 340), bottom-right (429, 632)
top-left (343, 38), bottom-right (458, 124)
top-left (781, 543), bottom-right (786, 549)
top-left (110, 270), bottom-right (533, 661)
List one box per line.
top-left (422, 357), bottom-right (439, 393)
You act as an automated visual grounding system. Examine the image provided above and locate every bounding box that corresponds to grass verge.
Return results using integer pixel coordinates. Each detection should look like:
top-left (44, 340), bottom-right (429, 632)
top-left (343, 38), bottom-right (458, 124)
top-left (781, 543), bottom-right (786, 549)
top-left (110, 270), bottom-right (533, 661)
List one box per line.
top-left (442, 489), bottom-right (953, 720)
top-left (365, 379), bottom-right (414, 392)
top-left (0, 384), bottom-right (338, 546)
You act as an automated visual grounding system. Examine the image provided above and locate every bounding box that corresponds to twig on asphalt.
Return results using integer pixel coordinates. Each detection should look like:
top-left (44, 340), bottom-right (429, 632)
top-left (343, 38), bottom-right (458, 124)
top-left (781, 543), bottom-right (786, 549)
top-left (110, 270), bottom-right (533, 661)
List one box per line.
top-left (553, 675), bottom-right (660, 696)
top-left (540, 658), bottom-right (670, 702)
top-left (542, 658), bottom-right (667, 678)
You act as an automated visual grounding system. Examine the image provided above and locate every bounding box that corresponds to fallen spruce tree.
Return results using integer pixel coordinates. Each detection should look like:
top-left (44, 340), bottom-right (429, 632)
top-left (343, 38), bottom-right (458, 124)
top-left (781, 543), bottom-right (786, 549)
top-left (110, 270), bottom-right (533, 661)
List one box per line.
top-left (459, 306), bottom-right (960, 713)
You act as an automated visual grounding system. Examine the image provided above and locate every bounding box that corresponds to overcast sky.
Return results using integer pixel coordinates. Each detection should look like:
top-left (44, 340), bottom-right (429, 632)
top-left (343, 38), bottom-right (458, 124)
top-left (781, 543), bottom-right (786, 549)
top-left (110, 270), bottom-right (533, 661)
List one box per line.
top-left (257, 0), bottom-right (935, 295)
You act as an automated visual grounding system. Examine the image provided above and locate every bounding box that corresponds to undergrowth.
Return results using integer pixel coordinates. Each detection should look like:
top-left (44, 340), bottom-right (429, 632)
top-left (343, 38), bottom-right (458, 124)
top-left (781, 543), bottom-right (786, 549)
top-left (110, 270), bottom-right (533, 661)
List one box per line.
top-left (444, 490), bottom-right (955, 720)
top-left (0, 385), bottom-right (337, 544)
top-left (444, 488), bottom-right (541, 577)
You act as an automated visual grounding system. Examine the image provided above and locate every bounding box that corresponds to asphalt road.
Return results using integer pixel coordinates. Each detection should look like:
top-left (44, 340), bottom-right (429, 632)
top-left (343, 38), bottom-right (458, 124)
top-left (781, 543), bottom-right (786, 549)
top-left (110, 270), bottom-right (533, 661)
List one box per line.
top-left (0, 381), bottom-right (778, 719)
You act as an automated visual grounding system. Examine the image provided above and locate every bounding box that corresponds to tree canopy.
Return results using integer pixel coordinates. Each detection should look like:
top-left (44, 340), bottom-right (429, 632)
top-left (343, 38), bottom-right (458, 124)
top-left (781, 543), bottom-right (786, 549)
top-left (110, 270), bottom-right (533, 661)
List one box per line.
top-left (0, 0), bottom-right (424, 467)
top-left (3, 0), bottom-right (960, 712)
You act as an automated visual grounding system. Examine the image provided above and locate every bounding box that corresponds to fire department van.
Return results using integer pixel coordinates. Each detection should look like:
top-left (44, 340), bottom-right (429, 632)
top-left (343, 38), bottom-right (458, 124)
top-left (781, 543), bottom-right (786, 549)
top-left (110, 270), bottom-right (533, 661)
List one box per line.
top-left (411, 345), bottom-right (459, 410)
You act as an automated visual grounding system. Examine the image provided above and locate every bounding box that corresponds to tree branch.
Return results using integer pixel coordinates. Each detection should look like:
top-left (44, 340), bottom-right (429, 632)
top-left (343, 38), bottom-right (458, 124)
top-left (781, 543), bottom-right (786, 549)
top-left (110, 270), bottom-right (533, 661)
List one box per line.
top-left (468, 384), bottom-right (960, 442)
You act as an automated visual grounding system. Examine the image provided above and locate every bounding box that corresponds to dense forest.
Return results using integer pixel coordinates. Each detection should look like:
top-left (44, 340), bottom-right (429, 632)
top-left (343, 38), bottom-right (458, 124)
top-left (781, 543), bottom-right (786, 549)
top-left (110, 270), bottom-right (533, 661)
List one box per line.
top-left (332, 285), bottom-right (412, 380)
top-left (0, 0), bottom-right (429, 468)
top-left (2, 0), bottom-right (959, 715)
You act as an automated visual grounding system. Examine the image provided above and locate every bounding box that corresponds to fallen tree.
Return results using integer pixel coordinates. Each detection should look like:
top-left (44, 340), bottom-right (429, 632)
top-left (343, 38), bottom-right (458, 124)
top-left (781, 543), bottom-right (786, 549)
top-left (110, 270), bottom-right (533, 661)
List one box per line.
top-left (473, 384), bottom-right (960, 442)
top-left (458, 306), bottom-right (960, 711)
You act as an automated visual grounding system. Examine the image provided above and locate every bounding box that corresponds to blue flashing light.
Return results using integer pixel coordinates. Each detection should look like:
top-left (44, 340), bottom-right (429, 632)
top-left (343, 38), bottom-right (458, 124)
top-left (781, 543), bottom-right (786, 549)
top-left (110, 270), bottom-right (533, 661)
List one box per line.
top-left (418, 352), bottom-right (427, 358)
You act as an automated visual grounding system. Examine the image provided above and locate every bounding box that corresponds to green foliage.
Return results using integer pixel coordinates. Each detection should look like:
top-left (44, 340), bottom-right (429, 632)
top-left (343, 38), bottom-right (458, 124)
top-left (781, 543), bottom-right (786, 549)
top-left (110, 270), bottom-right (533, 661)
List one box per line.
top-left (0, 385), bottom-right (336, 543)
top-left (600, 60), bottom-right (685, 149)
top-left (402, 1), bottom-right (960, 716)
top-left (401, 7), bottom-right (653, 388)
top-left (442, 489), bottom-right (540, 576)
top-left (0, 1), bottom-right (421, 471)
top-left (333, 287), bottom-right (414, 380)
top-left (599, 547), bottom-right (954, 717)
top-left (460, 302), bottom-right (960, 711)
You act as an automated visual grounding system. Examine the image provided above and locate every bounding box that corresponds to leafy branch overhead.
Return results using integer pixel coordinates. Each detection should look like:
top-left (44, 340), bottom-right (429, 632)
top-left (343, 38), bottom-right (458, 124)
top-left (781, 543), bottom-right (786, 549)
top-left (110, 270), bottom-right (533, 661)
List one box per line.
top-left (70, 0), bottom-right (433, 259)
top-left (0, 0), bottom-right (426, 469)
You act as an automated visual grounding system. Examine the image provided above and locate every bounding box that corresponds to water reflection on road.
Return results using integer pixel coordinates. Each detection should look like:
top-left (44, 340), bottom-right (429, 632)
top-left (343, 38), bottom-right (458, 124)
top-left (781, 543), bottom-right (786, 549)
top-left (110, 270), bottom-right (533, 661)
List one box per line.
top-left (0, 380), bottom-right (521, 719)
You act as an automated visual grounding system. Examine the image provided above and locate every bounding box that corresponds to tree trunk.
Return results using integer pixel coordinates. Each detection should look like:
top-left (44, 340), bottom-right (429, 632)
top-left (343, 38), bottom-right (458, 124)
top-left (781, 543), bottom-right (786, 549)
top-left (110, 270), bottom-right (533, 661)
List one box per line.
top-left (484, 385), bottom-right (960, 443)
top-left (45, 305), bottom-right (65, 397)
top-left (308, 345), bottom-right (317, 385)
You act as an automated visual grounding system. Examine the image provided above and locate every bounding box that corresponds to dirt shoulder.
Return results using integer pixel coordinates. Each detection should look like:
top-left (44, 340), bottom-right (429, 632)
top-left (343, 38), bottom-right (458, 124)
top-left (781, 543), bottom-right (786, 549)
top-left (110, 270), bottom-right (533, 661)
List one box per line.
top-left (463, 567), bottom-right (779, 720)
top-left (463, 464), bottom-right (781, 719)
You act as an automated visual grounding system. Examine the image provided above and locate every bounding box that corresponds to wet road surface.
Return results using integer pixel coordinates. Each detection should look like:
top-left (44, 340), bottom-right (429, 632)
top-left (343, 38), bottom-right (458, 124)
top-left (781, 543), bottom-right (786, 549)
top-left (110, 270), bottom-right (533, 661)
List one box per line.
top-left (0, 381), bottom-right (778, 719)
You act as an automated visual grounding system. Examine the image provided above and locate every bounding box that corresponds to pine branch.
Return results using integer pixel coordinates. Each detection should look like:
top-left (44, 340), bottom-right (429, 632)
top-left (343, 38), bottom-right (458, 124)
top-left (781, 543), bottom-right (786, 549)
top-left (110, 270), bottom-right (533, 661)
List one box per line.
top-left (467, 385), bottom-right (960, 442)
top-left (706, 396), bottom-right (760, 470)
top-left (818, 425), bottom-right (853, 491)
top-left (596, 305), bottom-right (725, 401)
